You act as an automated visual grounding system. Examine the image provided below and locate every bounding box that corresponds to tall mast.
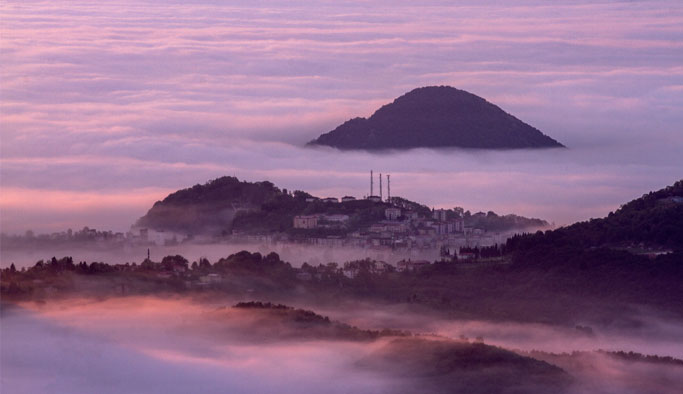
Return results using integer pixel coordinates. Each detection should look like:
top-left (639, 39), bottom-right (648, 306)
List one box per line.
top-left (370, 170), bottom-right (374, 196)
top-left (379, 173), bottom-right (383, 201)
top-left (387, 174), bottom-right (390, 203)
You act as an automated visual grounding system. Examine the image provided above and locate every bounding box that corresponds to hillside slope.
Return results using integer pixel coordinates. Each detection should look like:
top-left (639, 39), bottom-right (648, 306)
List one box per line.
top-left (135, 176), bottom-right (307, 235)
top-left (507, 179), bottom-right (683, 252)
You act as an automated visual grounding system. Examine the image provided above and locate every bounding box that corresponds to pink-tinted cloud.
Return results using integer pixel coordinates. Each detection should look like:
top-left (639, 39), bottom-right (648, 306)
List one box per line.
top-left (1, 0), bottom-right (682, 234)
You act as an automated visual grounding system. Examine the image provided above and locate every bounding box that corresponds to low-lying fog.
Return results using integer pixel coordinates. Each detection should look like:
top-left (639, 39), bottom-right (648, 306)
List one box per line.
top-left (0, 241), bottom-right (442, 269)
top-left (315, 302), bottom-right (683, 359)
top-left (1, 298), bottom-right (393, 394)
top-left (3, 143), bottom-right (681, 237)
top-left (2, 296), bottom-right (683, 394)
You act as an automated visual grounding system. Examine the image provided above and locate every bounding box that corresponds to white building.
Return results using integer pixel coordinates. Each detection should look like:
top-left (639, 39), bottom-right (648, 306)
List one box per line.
top-left (385, 207), bottom-right (401, 220)
top-left (373, 261), bottom-right (393, 273)
top-left (404, 210), bottom-right (419, 220)
top-left (433, 209), bottom-right (448, 222)
top-left (384, 221), bottom-right (408, 234)
top-left (293, 215), bottom-right (319, 229)
top-left (397, 259), bottom-right (431, 272)
top-left (323, 214), bottom-right (350, 223)
top-left (133, 228), bottom-right (186, 246)
top-left (454, 218), bottom-right (465, 232)
top-left (431, 222), bottom-right (448, 235)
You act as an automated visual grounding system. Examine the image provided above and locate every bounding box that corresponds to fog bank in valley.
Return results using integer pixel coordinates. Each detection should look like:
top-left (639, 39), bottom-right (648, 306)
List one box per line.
top-left (1, 298), bottom-right (395, 394)
top-left (2, 296), bottom-right (683, 394)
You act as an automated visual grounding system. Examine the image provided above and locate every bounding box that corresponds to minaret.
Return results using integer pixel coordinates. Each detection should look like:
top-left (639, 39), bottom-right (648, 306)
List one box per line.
top-left (387, 174), bottom-right (391, 203)
top-left (379, 173), bottom-right (383, 201)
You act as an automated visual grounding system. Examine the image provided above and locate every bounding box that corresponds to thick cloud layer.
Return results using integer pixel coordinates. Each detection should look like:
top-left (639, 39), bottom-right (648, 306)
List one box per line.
top-left (1, 0), bottom-right (682, 233)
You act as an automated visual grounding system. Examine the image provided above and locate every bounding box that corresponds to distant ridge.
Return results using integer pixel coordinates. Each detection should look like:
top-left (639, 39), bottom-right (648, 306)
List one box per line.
top-left (307, 86), bottom-right (564, 150)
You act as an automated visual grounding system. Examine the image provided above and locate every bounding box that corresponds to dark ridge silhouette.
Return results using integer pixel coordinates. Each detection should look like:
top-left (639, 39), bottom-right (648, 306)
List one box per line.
top-left (134, 176), bottom-right (306, 235)
top-left (359, 337), bottom-right (571, 393)
top-left (228, 301), bottom-right (411, 341)
top-left (506, 179), bottom-right (683, 253)
top-left (307, 86), bottom-right (564, 150)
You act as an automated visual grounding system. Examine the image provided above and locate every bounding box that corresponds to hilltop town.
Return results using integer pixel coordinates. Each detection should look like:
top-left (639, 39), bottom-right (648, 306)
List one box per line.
top-left (134, 174), bottom-right (547, 252)
top-left (2, 174), bottom-right (548, 262)
top-left (289, 191), bottom-right (493, 255)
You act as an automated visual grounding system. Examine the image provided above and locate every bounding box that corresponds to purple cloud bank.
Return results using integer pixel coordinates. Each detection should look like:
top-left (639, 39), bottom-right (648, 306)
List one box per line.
top-left (1, 0), bottom-right (682, 233)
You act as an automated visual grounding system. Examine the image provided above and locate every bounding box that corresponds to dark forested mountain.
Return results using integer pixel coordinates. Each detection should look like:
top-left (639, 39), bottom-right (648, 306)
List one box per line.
top-left (307, 86), bottom-right (564, 150)
top-left (507, 180), bottom-right (683, 253)
top-left (504, 180), bottom-right (683, 292)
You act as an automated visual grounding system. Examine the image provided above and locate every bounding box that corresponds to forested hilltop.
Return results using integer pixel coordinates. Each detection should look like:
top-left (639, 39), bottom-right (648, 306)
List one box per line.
top-left (507, 179), bottom-right (683, 252)
top-left (505, 180), bottom-right (683, 281)
top-left (135, 177), bottom-right (313, 235)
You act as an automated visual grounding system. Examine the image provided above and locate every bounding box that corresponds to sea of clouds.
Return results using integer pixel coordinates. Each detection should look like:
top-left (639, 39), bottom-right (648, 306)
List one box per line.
top-left (1, 0), bottom-right (682, 234)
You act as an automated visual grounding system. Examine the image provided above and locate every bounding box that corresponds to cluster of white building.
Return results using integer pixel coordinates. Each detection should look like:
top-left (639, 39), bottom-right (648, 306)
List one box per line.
top-left (293, 214), bottom-right (351, 230)
top-left (131, 227), bottom-right (187, 246)
top-left (292, 192), bottom-right (499, 252)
